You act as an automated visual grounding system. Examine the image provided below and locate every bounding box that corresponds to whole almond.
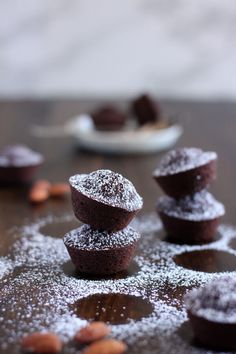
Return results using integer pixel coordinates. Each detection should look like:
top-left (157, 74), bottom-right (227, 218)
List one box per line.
top-left (29, 186), bottom-right (50, 203)
top-left (83, 339), bottom-right (127, 354)
top-left (50, 183), bottom-right (70, 198)
top-left (75, 322), bottom-right (111, 343)
top-left (21, 332), bottom-right (62, 353)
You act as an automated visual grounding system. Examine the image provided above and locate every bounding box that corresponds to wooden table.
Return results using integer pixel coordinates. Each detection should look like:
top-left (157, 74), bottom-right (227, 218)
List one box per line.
top-left (0, 99), bottom-right (236, 353)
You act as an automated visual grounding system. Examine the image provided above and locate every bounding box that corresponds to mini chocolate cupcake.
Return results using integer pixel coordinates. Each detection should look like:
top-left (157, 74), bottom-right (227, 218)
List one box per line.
top-left (0, 144), bottom-right (44, 184)
top-left (185, 277), bottom-right (236, 351)
top-left (69, 170), bottom-right (143, 232)
top-left (131, 94), bottom-right (160, 126)
top-left (157, 190), bottom-right (225, 244)
top-left (64, 224), bottom-right (140, 275)
top-left (153, 148), bottom-right (217, 199)
top-left (91, 106), bottom-right (127, 131)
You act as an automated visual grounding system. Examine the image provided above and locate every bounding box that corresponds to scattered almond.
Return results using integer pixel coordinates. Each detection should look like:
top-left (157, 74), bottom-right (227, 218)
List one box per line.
top-left (28, 180), bottom-right (69, 204)
top-left (75, 322), bottom-right (111, 343)
top-left (83, 339), bottom-right (127, 354)
top-left (21, 332), bottom-right (62, 353)
top-left (29, 186), bottom-right (50, 204)
top-left (50, 183), bottom-right (70, 198)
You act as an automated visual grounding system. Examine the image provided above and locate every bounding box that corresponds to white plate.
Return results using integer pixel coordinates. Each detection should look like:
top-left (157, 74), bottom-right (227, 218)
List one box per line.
top-left (66, 115), bottom-right (183, 154)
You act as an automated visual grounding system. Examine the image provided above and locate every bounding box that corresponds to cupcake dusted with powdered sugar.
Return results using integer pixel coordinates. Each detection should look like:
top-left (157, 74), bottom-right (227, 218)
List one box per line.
top-left (157, 190), bottom-right (225, 244)
top-left (64, 224), bottom-right (140, 275)
top-left (69, 169), bottom-right (143, 231)
top-left (153, 147), bottom-right (217, 199)
top-left (185, 277), bottom-right (236, 350)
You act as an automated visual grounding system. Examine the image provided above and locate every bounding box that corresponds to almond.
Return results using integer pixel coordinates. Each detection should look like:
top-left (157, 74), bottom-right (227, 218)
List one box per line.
top-left (50, 183), bottom-right (70, 198)
top-left (29, 186), bottom-right (50, 203)
top-left (29, 180), bottom-right (51, 203)
top-left (83, 339), bottom-right (127, 354)
top-left (75, 322), bottom-right (111, 343)
top-left (21, 332), bottom-right (62, 353)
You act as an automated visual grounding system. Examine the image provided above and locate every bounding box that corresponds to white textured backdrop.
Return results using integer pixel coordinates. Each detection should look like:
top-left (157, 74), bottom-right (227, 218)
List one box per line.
top-left (0, 0), bottom-right (236, 99)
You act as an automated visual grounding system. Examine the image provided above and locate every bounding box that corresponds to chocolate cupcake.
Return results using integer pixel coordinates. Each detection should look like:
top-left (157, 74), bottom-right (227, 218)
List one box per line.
top-left (0, 144), bottom-right (44, 184)
top-left (153, 148), bottom-right (217, 199)
top-left (64, 224), bottom-right (140, 275)
top-left (69, 170), bottom-right (143, 232)
top-left (132, 94), bottom-right (160, 126)
top-left (157, 190), bottom-right (225, 244)
top-left (91, 106), bottom-right (127, 131)
top-left (185, 277), bottom-right (236, 350)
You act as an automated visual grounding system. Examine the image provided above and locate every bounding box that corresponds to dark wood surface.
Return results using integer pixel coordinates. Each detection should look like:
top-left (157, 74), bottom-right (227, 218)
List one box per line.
top-left (0, 99), bottom-right (236, 353)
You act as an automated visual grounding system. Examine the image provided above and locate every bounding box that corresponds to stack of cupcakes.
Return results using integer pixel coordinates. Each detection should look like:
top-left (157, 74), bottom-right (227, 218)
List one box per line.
top-left (153, 147), bottom-right (225, 244)
top-left (64, 169), bottom-right (143, 275)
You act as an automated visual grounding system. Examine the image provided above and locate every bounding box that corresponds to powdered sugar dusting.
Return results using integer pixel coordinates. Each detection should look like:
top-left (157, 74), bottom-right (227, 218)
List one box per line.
top-left (64, 225), bottom-right (140, 250)
top-left (11, 215), bottom-right (72, 267)
top-left (0, 144), bottom-right (43, 167)
top-left (69, 170), bottom-right (143, 212)
top-left (0, 258), bottom-right (14, 279)
top-left (1, 213), bottom-right (236, 353)
top-left (154, 148), bottom-right (217, 176)
top-left (185, 276), bottom-right (236, 323)
top-left (157, 190), bottom-right (225, 221)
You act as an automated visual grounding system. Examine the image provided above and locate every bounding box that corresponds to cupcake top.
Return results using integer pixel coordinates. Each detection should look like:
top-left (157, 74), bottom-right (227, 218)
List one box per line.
top-left (69, 169), bottom-right (143, 212)
top-left (0, 145), bottom-right (43, 167)
top-left (157, 190), bottom-right (225, 221)
top-left (154, 148), bottom-right (217, 177)
top-left (64, 224), bottom-right (140, 251)
top-left (185, 277), bottom-right (236, 323)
